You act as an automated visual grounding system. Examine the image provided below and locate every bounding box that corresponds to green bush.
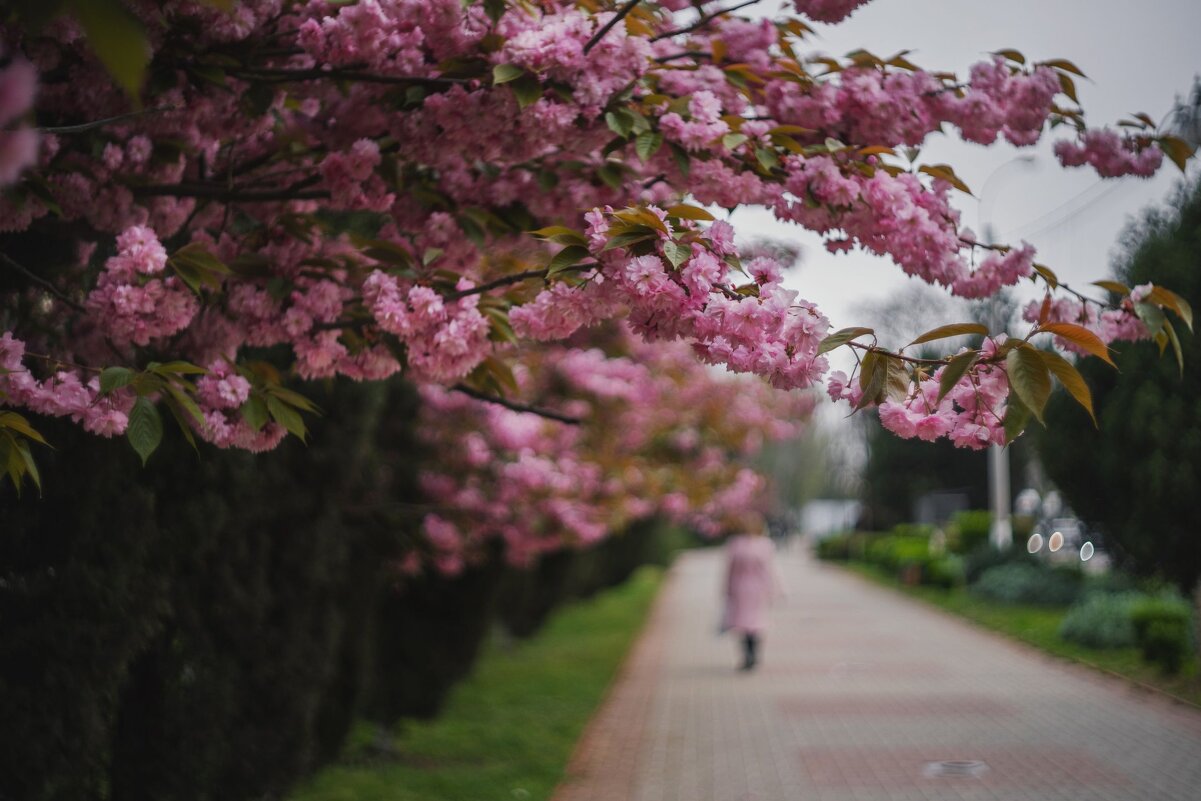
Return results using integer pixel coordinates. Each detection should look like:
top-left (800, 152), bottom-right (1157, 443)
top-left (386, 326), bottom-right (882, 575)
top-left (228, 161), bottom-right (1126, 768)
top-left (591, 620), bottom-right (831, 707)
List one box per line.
top-left (865, 535), bottom-right (926, 570)
top-left (971, 563), bottom-right (1084, 606)
top-left (1130, 596), bottom-right (1194, 674)
top-left (963, 543), bottom-right (1037, 584)
top-left (948, 510), bottom-right (991, 554)
top-left (1058, 592), bottom-right (1142, 649)
top-left (816, 533), bottom-right (852, 561)
top-left (891, 523), bottom-right (935, 540)
top-left (923, 555), bottom-right (965, 589)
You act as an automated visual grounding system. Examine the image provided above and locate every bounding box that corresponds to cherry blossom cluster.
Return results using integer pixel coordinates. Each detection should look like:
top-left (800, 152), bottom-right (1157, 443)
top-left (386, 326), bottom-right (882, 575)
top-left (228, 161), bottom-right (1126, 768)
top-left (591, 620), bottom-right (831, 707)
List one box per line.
top-left (1053, 129), bottom-right (1165, 178)
top-left (1021, 289), bottom-right (1151, 351)
top-left (85, 225), bottom-right (198, 347)
top-left (0, 48), bottom-right (37, 187)
top-left (0, 332), bottom-right (131, 437)
top-left (873, 339), bottom-right (1012, 450)
top-left (408, 326), bottom-right (810, 574)
top-left (0, 0), bottom-right (1192, 506)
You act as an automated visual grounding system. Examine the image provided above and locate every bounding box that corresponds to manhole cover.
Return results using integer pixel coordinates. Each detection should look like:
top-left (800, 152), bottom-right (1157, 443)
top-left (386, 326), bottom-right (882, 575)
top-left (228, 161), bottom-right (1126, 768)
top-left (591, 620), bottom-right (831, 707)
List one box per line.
top-left (923, 760), bottom-right (989, 778)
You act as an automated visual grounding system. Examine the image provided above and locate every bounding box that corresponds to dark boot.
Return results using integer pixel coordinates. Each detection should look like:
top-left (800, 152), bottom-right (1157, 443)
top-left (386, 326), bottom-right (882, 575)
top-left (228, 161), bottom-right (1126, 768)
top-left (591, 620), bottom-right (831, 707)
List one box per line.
top-left (740, 633), bottom-right (759, 671)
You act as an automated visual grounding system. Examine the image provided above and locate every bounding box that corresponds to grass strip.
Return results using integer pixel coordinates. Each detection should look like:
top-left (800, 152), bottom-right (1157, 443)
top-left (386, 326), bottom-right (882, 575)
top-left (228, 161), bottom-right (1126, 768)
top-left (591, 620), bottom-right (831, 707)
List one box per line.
top-left (840, 561), bottom-right (1201, 707)
top-left (291, 566), bottom-right (663, 801)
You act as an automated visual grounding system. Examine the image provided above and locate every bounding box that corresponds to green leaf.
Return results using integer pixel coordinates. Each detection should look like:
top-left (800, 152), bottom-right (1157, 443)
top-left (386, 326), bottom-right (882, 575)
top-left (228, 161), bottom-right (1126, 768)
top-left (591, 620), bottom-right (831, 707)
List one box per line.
top-left (884, 357), bottom-right (910, 403)
top-left (670, 143), bottom-right (690, 178)
top-left (269, 386), bottom-right (321, 414)
top-left (99, 366), bottom-right (134, 394)
top-left (150, 360), bottom-right (209, 376)
top-left (907, 322), bottom-right (989, 347)
top-left (1146, 285), bottom-right (1194, 332)
top-left (1003, 391), bottom-right (1032, 444)
top-left (2, 434), bottom-right (24, 495)
top-left (163, 382), bottom-right (206, 426)
top-left (936, 351), bottom-right (977, 404)
top-left (635, 131), bottom-right (664, 162)
top-left (126, 396), bottom-right (163, 466)
top-left (1038, 322), bottom-right (1115, 366)
top-left (360, 239), bottom-right (414, 268)
top-left (1038, 349), bottom-right (1095, 425)
top-left (1157, 134), bottom-right (1196, 173)
top-left (754, 147), bottom-right (780, 171)
top-left (722, 133), bottom-right (749, 151)
top-left (0, 411), bottom-right (49, 446)
top-left (662, 240), bottom-right (691, 269)
top-left (1091, 279), bottom-right (1131, 296)
top-left (240, 395), bottom-right (270, 432)
top-left (1164, 319), bottom-right (1185, 377)
top-left (162, 397), bottom-right (199, 453)
top-left (14, 437), bottom-right (41, 493)
top-left (1134, 301), bottom-right (1167, 338)
top-left (817, 327), bottom-right (874, 356)
top-left (1005, 345), bottom-right (1052, 424)
top-left (267, 396), bottom-right (307, 442)
top-left (596, 162), bottom-right (624, 190)
top-left (605, 109), bottom-right (634, 138)
top-left (483, 307), bottom-right (519, 345)
top-left (1033, 263), bottom-right (1059, 289)
top-left (547, 245), bottom-right (590, 277)
top-left (993, 48), bottom-right (1026, 64)
top-left (509, 73), bottom-right (542, 109)
top-left (492, 63), bottom-right (524, 85)
top-left (855, 351), bottom-right (888, 410)
top-left (665, 204), bottom-right (715, 222)
top-left (70, 0), bottom-right (150, 99)
top-left (1039, 58), bottom-right (1086, 77)
top-left (601, 231), bottom-right (655, 251)
top-left (530, 226), bottom-right (587, 247)
top-left (482, 0), bottom-right (506, 23)
top-left (918, 163), bottom-right (973, 195)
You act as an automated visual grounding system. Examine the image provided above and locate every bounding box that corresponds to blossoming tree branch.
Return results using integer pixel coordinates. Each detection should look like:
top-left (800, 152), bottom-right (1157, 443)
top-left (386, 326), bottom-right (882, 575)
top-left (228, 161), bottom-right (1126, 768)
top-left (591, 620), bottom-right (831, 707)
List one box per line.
top-left (0, 0), bottom-right (1195, 496)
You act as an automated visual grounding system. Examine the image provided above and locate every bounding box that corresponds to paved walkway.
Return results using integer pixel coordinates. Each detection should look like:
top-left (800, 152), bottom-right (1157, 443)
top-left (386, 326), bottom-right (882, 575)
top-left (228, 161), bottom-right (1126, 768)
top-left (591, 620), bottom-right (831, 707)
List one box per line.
top-left (553, 546), bottom-right (1201, 801)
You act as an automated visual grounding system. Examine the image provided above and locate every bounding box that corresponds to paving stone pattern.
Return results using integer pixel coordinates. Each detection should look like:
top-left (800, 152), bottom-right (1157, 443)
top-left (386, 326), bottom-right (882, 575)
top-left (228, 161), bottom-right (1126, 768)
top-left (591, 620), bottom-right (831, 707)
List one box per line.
top-left (553, 547), bottom-right (1201, 801)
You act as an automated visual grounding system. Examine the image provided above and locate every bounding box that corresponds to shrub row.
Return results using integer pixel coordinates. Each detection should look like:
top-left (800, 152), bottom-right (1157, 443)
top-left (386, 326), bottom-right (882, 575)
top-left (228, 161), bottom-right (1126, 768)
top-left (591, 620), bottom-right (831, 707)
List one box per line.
top-left (970, 563), bottom-right (1085, 606)
top-left (818, 528), bottom-right (963, 589)
top-left (818, 524), bottom-right (1196, 675)
top-left (0, 379), bottom-right (680, 801)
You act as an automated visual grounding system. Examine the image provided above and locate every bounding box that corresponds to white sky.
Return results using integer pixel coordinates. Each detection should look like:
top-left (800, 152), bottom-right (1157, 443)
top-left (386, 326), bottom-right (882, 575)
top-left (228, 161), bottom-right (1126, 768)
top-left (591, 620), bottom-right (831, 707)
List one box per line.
top-left (728, 0), bottom-right (1201, 338)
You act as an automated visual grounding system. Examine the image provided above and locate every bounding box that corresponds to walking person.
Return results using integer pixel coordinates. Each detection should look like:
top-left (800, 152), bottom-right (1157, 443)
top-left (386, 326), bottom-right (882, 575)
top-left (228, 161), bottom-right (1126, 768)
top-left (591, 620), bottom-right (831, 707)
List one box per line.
top-left (721, 516), bottom-right (783, 671)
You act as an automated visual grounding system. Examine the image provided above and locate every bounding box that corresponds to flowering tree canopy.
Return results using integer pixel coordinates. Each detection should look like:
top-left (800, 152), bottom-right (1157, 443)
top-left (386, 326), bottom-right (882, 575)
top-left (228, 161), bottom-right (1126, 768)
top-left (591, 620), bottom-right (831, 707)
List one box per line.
top-left (0, 0), bottom-right (1195, 496)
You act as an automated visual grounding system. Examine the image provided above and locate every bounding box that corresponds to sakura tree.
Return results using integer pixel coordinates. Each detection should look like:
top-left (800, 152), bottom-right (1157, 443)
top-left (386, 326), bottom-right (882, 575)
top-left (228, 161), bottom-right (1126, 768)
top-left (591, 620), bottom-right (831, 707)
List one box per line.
top-left (409, 323), bottom-right (811, 573)
top-left (0, 0), bottom-right (1195, 498)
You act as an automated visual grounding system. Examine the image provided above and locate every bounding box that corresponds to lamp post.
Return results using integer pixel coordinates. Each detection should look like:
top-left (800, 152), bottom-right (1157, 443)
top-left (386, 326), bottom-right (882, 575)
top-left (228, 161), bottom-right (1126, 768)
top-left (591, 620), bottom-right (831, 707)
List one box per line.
top-left (978, 156), bottom-right (1038, 551)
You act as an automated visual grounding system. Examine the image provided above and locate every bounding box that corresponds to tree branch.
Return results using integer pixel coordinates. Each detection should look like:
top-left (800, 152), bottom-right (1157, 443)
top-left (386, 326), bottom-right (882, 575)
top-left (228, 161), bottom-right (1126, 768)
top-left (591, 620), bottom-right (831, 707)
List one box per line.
top-left (231, 67), bottom-right (468, 87)
top-left (452, 384), bottom-right (583, 425)
top-left (132, 183), bottom-right (330, 202)
top-left (39, 105), bottom-right (180, 135)
top-left (584, 0), bottom-right (643, 54)
top-left (655, 50), bottom-right (712, 64)
top-left (445, 264), bottom-right (591, 301)
top-left (445, 268), bottom-right (551, 301)
top-left (0, 253), bottom-right (86, 312)
top-left (651, 0), bottom-right (763, 41)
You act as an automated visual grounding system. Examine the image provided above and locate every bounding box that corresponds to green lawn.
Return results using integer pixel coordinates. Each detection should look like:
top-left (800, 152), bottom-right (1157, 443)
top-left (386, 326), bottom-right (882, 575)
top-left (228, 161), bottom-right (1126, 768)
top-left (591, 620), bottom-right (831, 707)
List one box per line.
top-left (841, 562), bottom-right (1201, 707)
top-left (291, 566), bottom-right (663, 801)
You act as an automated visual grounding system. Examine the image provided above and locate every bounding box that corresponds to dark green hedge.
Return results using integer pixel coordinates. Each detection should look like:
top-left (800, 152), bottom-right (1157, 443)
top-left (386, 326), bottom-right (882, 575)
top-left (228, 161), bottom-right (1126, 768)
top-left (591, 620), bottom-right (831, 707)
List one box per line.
top-left (0, 378), bottom-right (678, 801)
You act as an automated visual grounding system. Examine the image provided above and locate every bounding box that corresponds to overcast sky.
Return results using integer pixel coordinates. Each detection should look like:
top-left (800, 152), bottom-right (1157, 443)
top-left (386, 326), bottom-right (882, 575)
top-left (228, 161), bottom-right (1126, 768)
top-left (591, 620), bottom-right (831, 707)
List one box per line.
top-left (728, 0), bottom-right (1201, 338)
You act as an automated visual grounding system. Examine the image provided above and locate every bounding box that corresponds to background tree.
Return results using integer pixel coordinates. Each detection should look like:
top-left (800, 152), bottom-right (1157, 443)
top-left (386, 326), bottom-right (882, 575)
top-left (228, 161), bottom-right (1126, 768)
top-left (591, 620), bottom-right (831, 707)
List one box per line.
top-left (1040, 177), bottom-right (1201, 594)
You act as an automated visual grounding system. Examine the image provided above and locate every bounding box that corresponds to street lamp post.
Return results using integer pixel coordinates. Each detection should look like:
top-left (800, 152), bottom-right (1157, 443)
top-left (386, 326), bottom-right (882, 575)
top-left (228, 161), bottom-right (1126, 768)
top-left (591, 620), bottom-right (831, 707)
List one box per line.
top-left (978, 156), bottom-right (1038, 551)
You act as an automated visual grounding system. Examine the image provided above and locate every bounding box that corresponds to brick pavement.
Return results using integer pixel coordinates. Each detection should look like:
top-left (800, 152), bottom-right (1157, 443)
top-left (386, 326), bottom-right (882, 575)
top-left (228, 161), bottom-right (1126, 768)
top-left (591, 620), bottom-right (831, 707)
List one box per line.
top-left (553, 546), bottom-right (1201, 801)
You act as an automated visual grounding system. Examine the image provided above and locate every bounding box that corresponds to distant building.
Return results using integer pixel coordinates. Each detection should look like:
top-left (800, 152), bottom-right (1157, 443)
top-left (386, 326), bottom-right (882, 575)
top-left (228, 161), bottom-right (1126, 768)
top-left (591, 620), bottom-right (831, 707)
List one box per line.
top-left (800, 499), bottom-right (862, 539)
top-left (913, 490), bottom-right (970, 527)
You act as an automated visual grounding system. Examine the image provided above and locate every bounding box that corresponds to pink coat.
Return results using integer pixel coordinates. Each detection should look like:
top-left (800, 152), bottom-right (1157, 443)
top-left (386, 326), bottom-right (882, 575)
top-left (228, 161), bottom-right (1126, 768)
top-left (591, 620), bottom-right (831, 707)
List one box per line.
top-left (722, 535), bottom-right (779, 634)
